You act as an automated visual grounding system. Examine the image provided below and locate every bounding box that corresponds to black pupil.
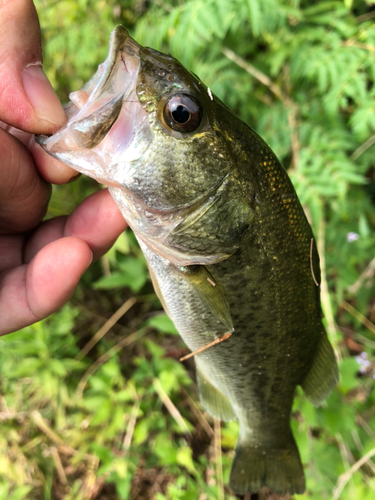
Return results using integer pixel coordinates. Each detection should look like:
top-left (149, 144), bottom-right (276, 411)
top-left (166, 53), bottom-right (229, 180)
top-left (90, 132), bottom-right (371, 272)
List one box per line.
top-left (172, 104), bottom-right (190, 124)
top-left (163, 94), bottom-right (202, 133)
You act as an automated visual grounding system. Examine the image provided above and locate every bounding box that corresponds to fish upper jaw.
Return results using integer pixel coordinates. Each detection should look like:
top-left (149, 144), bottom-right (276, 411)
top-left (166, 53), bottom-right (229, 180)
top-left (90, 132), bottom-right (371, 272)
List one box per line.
top-left (35, 26), bottom-right (150, 187)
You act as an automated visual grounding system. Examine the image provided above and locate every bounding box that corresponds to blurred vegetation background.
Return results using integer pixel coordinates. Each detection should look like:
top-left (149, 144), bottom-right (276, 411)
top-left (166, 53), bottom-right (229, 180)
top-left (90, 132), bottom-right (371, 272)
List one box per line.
top-left (1, 0), bottom-right (375, 499)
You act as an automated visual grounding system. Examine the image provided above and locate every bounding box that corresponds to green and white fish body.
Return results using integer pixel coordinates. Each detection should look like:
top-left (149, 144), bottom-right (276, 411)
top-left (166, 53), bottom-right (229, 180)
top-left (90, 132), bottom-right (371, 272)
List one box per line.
top-left (37, 26), bottom-right (338, 495)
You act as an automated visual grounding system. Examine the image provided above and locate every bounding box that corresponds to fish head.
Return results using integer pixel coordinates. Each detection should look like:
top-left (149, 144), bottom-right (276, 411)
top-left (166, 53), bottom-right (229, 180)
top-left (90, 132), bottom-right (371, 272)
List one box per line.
top-left (36, 26), bottom-right (148, 187)
top-left (37, 26), bottom-right (249, 264)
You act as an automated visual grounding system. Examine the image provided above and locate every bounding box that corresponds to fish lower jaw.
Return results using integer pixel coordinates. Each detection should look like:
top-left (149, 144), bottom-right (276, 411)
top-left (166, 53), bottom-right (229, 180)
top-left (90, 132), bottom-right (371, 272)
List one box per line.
top-left (136, 231), bottom-right (230, 267)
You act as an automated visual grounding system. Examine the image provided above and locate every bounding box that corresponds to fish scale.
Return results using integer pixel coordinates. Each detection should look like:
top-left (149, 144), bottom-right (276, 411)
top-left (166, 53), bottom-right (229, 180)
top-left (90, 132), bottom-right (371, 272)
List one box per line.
top-left (36, 25), bottom-right (338, 496)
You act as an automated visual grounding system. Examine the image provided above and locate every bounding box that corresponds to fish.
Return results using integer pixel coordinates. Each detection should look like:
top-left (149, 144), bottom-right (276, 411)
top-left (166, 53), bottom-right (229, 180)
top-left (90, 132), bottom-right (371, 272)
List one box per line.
top-left (36, 25), bottom-right (338, 495)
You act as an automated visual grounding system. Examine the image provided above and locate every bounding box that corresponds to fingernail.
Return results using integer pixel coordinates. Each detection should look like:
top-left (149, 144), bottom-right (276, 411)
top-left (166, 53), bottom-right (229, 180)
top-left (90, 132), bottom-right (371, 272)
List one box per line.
top-left (22, 63), bottom-right (67, 130)
top-left (85, 250), bottom-right (94, 271)
top-left (67, 173), bottom-right (82, 184)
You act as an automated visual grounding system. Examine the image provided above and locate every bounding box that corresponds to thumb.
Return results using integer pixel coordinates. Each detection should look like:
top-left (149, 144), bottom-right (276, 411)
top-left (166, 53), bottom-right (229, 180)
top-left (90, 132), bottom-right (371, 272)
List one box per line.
top-left (0, 0), bottom-right (66, 134)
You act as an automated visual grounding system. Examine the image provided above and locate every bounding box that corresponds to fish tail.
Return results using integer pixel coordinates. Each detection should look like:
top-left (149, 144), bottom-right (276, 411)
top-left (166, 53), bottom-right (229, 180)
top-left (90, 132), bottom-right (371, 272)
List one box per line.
top-left (230, 430), bottom-right (305, 495)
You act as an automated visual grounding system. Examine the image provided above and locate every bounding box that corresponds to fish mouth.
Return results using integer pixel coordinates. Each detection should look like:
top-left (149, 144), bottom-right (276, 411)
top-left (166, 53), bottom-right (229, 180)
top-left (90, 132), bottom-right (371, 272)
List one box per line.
top-left (36, 26), bottom-right (148, 185)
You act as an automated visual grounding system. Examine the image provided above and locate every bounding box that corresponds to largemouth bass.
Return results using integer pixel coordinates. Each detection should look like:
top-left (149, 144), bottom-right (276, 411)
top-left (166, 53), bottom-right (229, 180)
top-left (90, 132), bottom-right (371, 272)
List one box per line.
top-left (37, 26), bottom-right (338, 495)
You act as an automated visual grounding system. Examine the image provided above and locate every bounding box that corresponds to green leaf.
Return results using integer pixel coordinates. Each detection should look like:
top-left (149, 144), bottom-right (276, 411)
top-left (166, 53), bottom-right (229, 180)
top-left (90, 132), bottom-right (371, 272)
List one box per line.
top-left (147, 314), bottom-right (179, 335)
top-left (8, 487), bottom-right (32, 500)
top-left (339, 357), bottom-right (360, 393)
top-left (176, 446), bottom-right (197, 475)
top-left (93, 256), bottom-right (148, 292)
top-left (133, 419), bottom-right (150, 445)
top-left (153, 433), bottom-right (178, 465)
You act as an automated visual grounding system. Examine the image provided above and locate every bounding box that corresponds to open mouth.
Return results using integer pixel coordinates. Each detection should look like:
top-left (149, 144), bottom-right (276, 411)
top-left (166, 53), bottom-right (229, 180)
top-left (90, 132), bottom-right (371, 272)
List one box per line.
top-left (35, 26), bottom-right (147, 185)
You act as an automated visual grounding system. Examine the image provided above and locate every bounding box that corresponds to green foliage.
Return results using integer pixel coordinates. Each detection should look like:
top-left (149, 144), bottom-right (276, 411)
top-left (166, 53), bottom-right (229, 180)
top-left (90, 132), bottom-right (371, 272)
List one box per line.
top-left (146, 314), bottom-right (179, 336)
top-left (2, 0), bottom-right (374, 498)
top-left (93, 255), bottom-right (149, 292)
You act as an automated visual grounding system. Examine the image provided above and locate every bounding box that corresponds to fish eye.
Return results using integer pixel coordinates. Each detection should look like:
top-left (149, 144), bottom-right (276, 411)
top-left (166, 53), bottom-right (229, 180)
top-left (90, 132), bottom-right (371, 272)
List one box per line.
top-left (163, 94), bottom-right (202, 133)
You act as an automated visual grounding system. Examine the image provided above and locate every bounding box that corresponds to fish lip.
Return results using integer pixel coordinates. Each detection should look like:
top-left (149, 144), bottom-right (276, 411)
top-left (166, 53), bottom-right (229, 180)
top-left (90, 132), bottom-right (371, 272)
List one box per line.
top-left (35, 26), bottom-right (141, 149)
top-left (35, 25), bottom-right (144, 175)
top-left (35, 134), bottom-right (50, 147)
top-left (87, 25), bottom-right (140, 104)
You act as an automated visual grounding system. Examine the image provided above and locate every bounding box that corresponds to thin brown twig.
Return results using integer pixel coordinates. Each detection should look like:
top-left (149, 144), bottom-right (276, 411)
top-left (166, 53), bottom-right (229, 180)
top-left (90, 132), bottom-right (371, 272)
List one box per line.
top-left (22, 436), bottom-right (43, 453)
top-left (339, 326), bottom-right (375, 350)
top-left (221, 47), bottom-right (300, 171)
top-left (51, 447), bottom-right (68, 485)
top-left (153, 378), bottom-right (192, 436)
top-left (317, 220), bottom-right (340, 349)
top-left (80, 456), bottom-right (101, 500)
top-left (123, 398), bottom-right (141, 451)
top-left (283, 65), bottom-right (300, 172)
top-left (31, 410), bottom-right (63, 444)
top-left (221, 47), bottom-right (284, 100)
top-left (179, 332), bottom-right (232, 362)
top-left (31, 411), bottom-right (92, 459)
top-left (356, 11), bottom-right (375, 23)
top-left (351, 428), bottom-right (375, 476)
top-left (214, 418), bottom-right (224, 500)
top-left (336, 433), bottom-right (355, 494)
top-left (32, 411), bottom-right (101, 499)
top-left (76, 297), bottom-right (137, 361)
top-left (342, 40), bottom-right (375, 53)
top-left (76, 328), bottom-right (148, 398)
top-left (341, 301), bottom-right (375, 336)
top-left (357, 415), bottom-right (375, 442)
top-left (351, 428), bottom-right (363, 453)
top-left (351, 134), bottom-right (375, 160)
top-left (333, 446), bottom-right (375, 499)
top-left (347, 257), bottom-right (375, 294)
top-left (180, 386), bottom-right (214, 439)
top-left (0, 411), bottom-right (29, 421)
top-left (286, 103), bottom-right (300, 171)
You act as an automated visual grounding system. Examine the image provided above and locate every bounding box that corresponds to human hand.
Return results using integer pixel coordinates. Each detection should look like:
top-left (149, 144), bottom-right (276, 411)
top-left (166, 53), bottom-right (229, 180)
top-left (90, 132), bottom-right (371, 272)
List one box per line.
top-left (0, 0), bottom-right (127, 335)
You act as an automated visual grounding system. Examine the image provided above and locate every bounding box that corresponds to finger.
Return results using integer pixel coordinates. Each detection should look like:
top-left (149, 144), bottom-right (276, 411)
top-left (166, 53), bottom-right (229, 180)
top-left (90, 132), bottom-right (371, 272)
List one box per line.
top-left (64, 189), bottom-right (128, 259)
top-left (24, 189), bottom-right (127, 262)
top-left (30, 138), bottom-right (78, 184)
top-left (0, 237), bottom-right (92, 336)
top-left (0, 122), bottom-right (78, 184)
top-left (0, 0), bottom-right (66, 134)
top-left (23, 216), bottom-right (68, 263)
top-left (0, 127), bottom-right (51, 234)
top-left (0, 234), bottom-right (24, 272)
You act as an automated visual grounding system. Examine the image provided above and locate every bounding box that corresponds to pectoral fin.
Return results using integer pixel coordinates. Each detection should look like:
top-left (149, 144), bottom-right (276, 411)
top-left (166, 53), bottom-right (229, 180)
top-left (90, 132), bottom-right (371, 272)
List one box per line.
top-left (196, 364), bottom-right (236, 421)
top-left (177, 265), bottom-right (233, 332)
